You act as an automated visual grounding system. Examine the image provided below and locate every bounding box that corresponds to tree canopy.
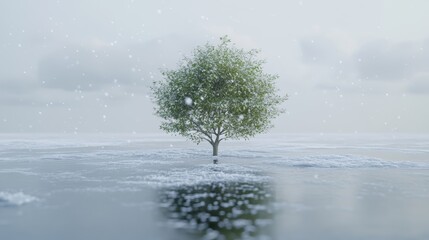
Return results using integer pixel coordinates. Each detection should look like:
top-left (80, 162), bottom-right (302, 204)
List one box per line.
top-left (152, 36), bottom-right (287, 158)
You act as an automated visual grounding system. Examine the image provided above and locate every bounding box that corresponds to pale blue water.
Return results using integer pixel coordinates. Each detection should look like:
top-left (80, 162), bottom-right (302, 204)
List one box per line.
top-left (0, 134), bottom-right (428, 240)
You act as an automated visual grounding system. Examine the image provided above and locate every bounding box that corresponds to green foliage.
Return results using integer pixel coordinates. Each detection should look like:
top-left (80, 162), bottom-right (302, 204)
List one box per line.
top-left (152, 36), bottom-right (287, 148)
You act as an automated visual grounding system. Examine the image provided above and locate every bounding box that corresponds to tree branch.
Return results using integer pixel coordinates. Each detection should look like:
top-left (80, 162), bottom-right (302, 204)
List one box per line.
top-left (204, 138), bottom-right (214, 145)
top-left (203, 137), bottom-right (214, 144)
top-left (219, 128), bottom-right (226, 135)
top-left (214, 126), bottom-right (221, 143)
top-left (190, 119), bottom-right (213, 142)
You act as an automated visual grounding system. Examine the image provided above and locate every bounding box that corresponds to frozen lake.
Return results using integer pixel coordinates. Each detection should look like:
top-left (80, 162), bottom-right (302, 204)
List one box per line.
top-left (0, 134), bottom-right (428, 240)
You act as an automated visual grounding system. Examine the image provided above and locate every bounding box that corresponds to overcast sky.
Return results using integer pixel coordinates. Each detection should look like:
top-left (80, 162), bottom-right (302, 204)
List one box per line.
top-left (1, 0), bottom-right (428, 134)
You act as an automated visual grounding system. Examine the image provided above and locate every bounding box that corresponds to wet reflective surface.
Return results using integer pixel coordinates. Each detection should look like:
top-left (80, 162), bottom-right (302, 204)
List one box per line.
top-left (0, 134), bottom-right (428, 239)
top-left (159, 182), bottom-right (274, 239)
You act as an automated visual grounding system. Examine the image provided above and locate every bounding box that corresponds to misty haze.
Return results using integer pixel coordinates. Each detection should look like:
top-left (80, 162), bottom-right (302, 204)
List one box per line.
top-left (1, 1), bottom-right (429, 240)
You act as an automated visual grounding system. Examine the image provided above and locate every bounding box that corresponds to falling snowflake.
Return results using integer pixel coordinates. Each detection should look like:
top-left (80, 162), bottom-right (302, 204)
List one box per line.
top-left (184, 97), bottom-right (193, 106)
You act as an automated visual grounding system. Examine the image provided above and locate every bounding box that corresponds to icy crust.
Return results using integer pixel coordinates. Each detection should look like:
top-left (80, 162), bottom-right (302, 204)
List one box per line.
top-left (80, 149), bottom-right (429, 171)
top-left (0, 192), bottom-right (39, 207)
top-left (123, 164), bottom-right (271, 188)
top-left (221, 149), bottom-right (429, 169)
top-left (82, 158), bottom-right (184, 170)
top-left (264, 154), bottom-right (429, 169)
top-left (0, 168), bottom-right (39, 176)
top-left (0, 139), bottom-right (121, 151)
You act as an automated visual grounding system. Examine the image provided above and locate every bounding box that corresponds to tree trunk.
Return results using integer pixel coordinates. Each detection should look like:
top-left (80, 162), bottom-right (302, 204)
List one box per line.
top-left (212, 141), bottom-right (219, 164)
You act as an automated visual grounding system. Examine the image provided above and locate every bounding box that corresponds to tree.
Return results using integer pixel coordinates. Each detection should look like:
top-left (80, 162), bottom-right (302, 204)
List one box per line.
top-left (151, 36), bottom-right (287, 163)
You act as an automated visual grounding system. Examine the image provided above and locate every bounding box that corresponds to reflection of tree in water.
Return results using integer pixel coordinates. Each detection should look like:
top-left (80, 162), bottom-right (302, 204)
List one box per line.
top-left (159, 181), bottom-right (275, 240)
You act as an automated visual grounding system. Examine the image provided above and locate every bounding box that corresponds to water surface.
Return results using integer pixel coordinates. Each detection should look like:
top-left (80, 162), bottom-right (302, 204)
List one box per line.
top-left (0, 134), bottom-right (428, 239)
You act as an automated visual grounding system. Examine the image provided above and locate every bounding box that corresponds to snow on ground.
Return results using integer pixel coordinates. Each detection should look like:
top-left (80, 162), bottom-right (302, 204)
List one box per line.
top-left (128, 164), bottom-right (270, 188)
top-left (0, 192), bottom-right (39, 207)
